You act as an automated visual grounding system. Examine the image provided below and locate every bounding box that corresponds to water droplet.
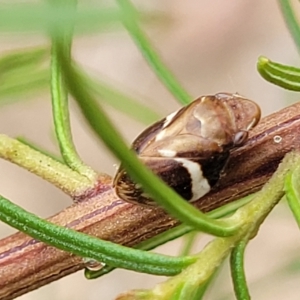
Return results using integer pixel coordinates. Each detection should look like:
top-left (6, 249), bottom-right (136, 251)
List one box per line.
top-left (273, 135), bottom-right (282, 143)
top-left (82, 258), bottom-right (106, 271)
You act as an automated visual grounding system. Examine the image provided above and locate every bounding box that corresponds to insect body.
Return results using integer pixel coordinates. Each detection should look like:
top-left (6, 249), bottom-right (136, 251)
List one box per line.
top-left (113, 93), bottom-right (261, 206)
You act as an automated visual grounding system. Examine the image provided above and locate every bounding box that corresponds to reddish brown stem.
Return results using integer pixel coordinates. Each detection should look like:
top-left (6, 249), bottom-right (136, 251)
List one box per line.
top-left (1, 102), bottom-right (300, 300)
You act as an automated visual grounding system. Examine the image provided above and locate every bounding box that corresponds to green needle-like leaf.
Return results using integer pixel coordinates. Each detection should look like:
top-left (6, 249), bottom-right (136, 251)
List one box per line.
top-left (285, 169), bottom-right (300, 228)
top-left (0, 47), bottom-right (49, 104)
top-left (257, 56), bottom-right (300, 91)
top-left (0, 47), bottom-right (47, 73)
top-left (230, 240), bottom-right (250, 300)
top-left (85, 224), bottom-right (194, 279)
top-left (0, 195), bottom-right (195, 275)
top-left (278, 0), bottom-right (300, 53)
top-left (85, 194), bottom-right (255, 279)
top-left (0, 69), bottom-right (49, 101)
top-left (180, 232), bottom-right (197, 256)
top-left (49, 0), bottom-right (97, 181)
top-left (116, 0), bottom-right (192, 105)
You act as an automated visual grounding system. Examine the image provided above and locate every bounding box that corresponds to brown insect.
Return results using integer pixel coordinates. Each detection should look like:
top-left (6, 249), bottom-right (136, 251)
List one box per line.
top-left (113, 93), bottom-right (261, 206)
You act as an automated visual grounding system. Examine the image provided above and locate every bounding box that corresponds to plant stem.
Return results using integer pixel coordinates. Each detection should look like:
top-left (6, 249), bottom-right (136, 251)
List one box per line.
top-left (0, 134), bottom-right (91, 196)
top-left (16, 137), bottom-right (64, 163)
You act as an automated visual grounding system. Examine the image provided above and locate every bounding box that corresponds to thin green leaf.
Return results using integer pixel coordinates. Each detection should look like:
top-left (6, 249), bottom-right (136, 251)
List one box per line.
top-left (138, 195), bottom-right (254, 251)
top-left (284, 169), bottom-right (300, 228)
top-left (257, 56), bottom-right (300, 91)
top-left (230, 240), bottom-right (250, 300)
top-left (208, 194), bottom-right (255, 219)
top-left (116, 0), bottom-right (192, 105)
top-left (0, 68), bottom-right (49, 101)
top-left (278, 0), bottom-right (300, 53)
top-left (85, 194), bottom-right (255, 279)
top-left (0, 47), bottom-right (49, 103)
top-left (180, 232), bottom-right (197, 256)
top-left (56, 44), bottom-right (242, 237)
top-left (85, 224), bottom-right (193, 279)
top-left (136, 193), bottom-right (255, 252)
top-left (0, 194), bottom-right (195, 275)
top-left (49, 0), bottom-right (97, 181)
top-left (0, 47), bottom-right (48, 73)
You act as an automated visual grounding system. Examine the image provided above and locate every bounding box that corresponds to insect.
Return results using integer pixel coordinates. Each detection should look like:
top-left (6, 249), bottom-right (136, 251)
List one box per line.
top-left (113, 93), bottom-right (261, 206)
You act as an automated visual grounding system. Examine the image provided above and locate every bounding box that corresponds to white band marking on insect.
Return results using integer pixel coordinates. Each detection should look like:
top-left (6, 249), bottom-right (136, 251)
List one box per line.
top-left (155, 109), bottom-right (179, 141)
top-left (174, 158), bottom-right (210, 202)
top-left (163, 109), bottom-right (180, 128)
top-left (158, 149), bottom-right (176, 157)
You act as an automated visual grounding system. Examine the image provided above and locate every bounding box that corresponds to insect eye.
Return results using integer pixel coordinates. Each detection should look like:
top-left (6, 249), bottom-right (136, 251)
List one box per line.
top-left (233, 130), bottom-right (248, 146)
